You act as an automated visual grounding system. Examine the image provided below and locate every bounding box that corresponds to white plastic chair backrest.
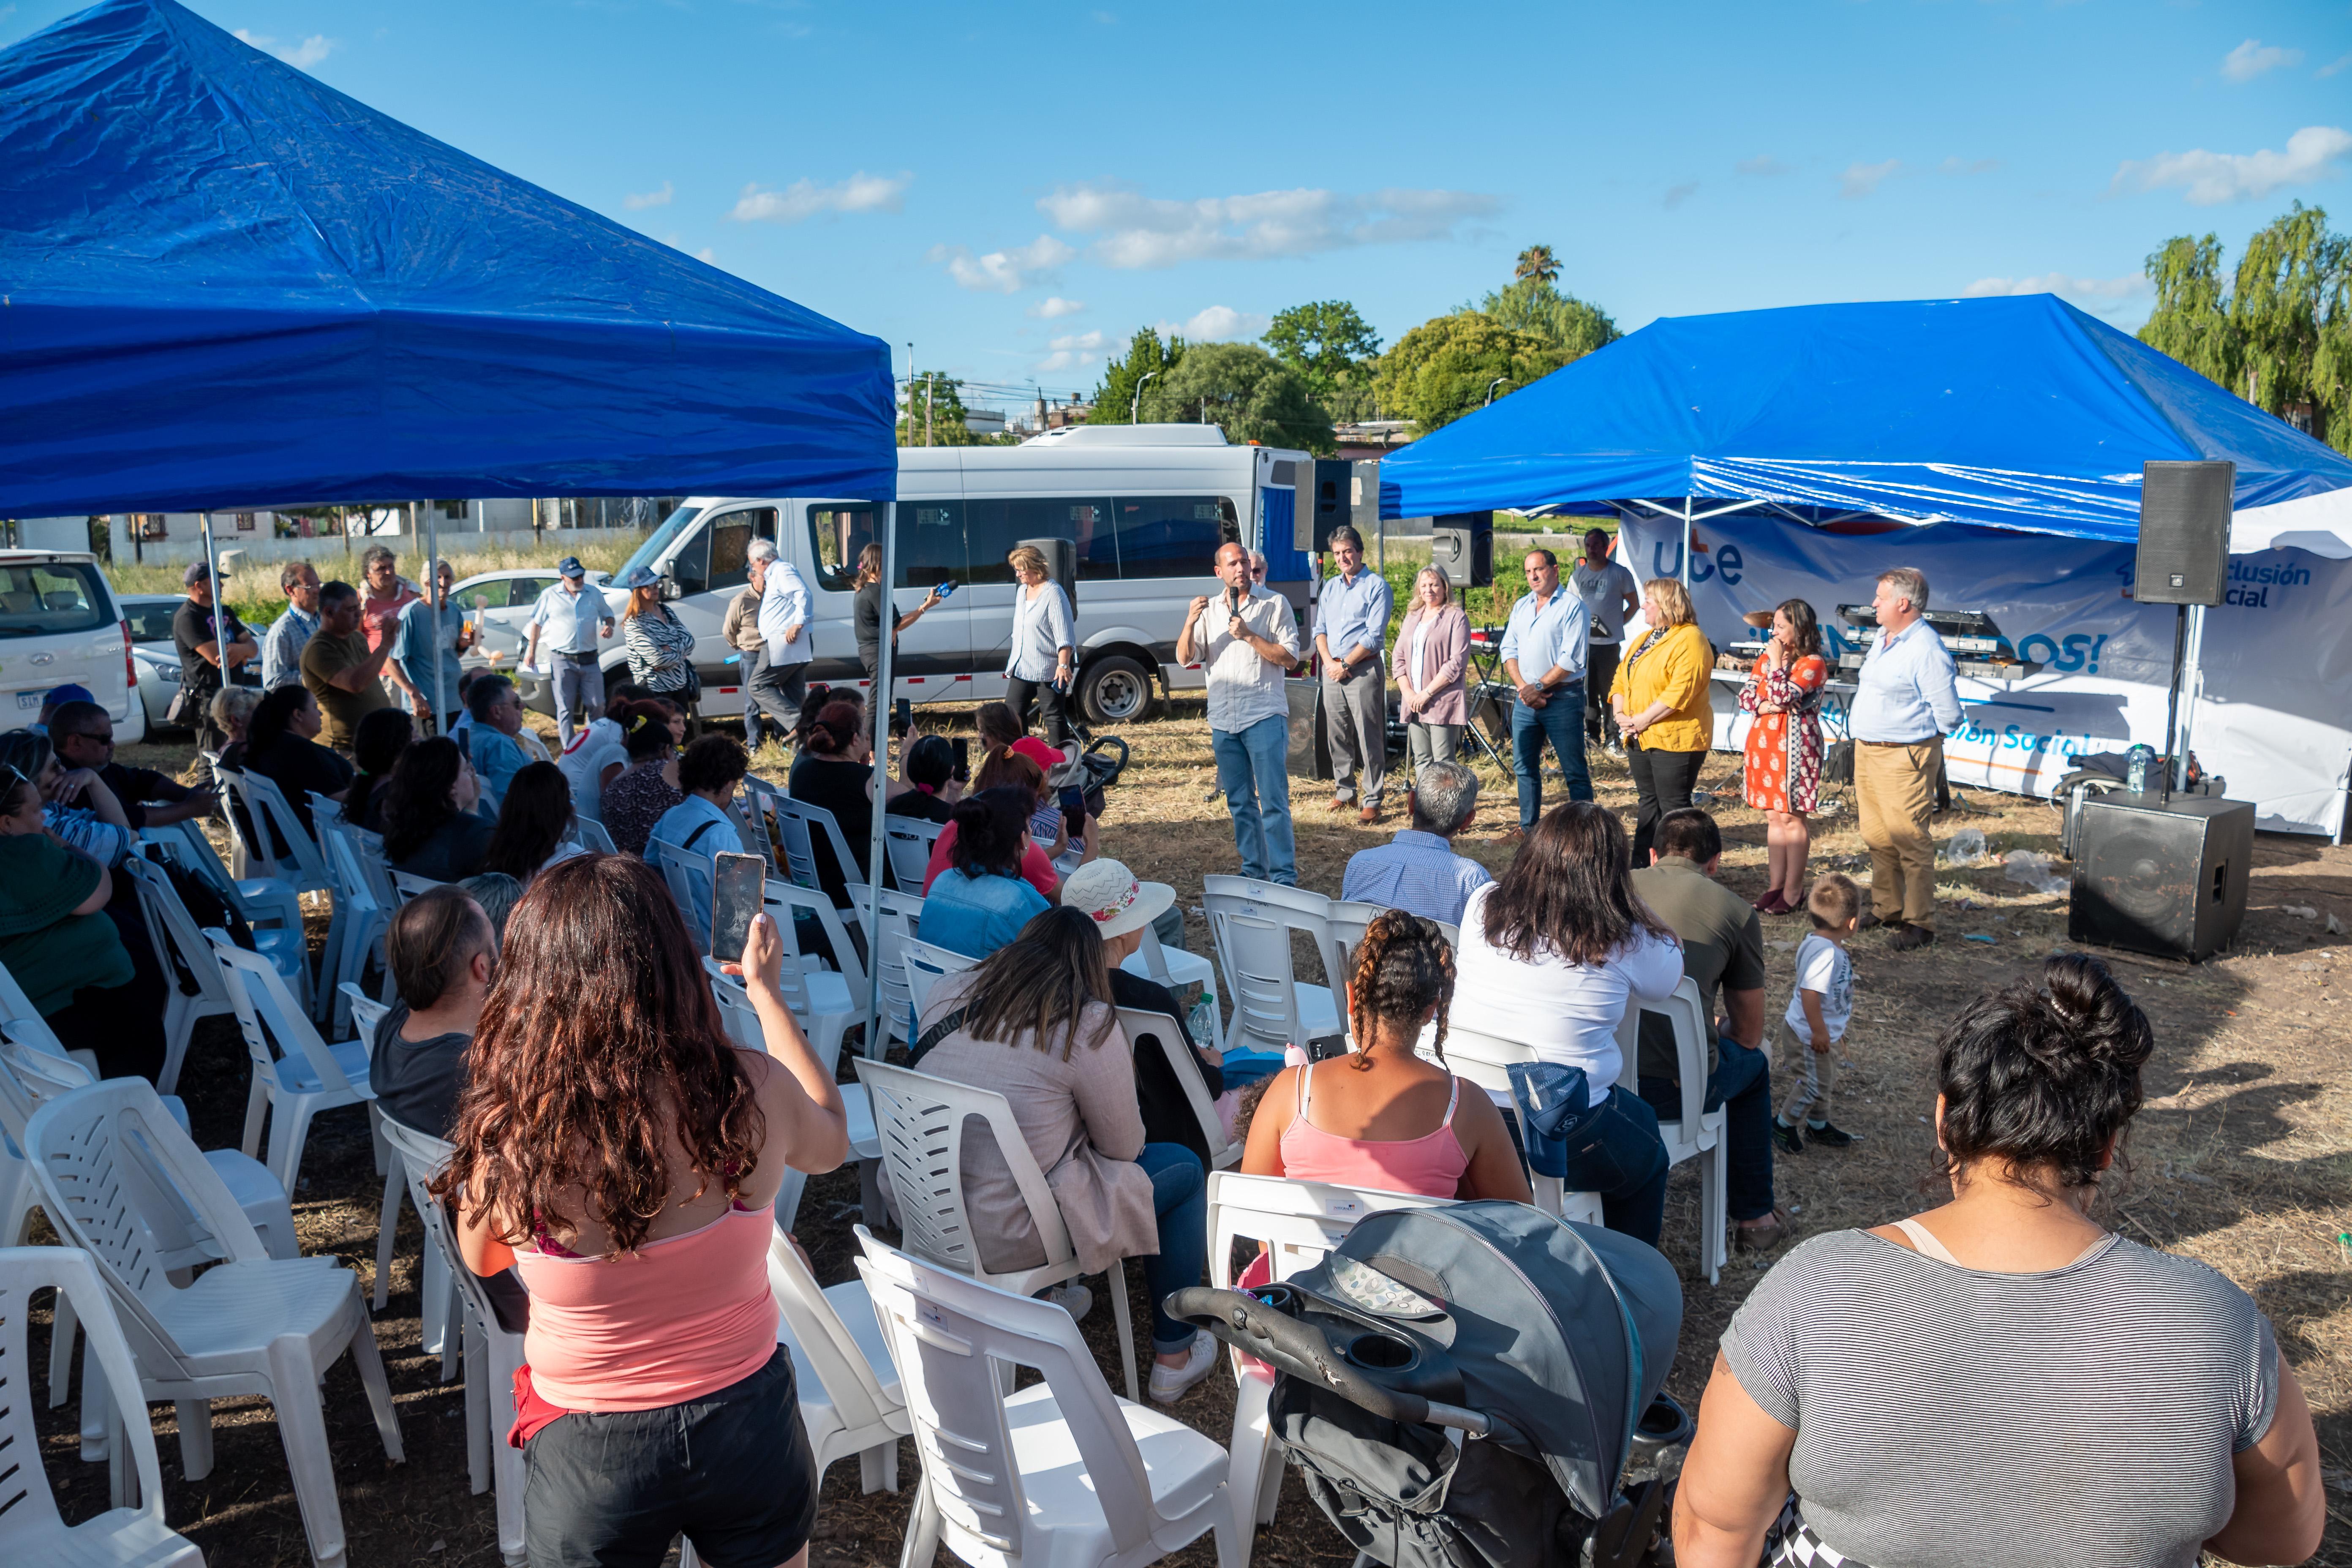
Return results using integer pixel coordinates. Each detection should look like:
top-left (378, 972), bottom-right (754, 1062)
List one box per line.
top-left (773, 796), bottom-right (864, 890)
top-left (882, 817), bottom-right (942, 890)
top-left (308, 791), bottom-right (345, 829)
top-left (1134, 922), bottom-right (1179, 985)
top-left (760, 795), bottom-right (823, 892)
top-left (650, 838), bottom-right (713, 955)
top-left (855, 1227), bottom-right (1165, 1565)
top-left (897, 936), bottom-right (975, 1029)
top-left (24, 1077), bottom-right (272, 1375)
top-left (0, 1034), bottom-right (82, 1146)
top-left (240, 768), bottom-right (332, 886)
top-left (1205, 1170), bottom-right (1457, 1289)
top-left (391, 869), bottom-right (444, 907)
top-left (1610, 977), bottom-right (1709, 1127)
top-left (1116, 1006), bottom-right (1232, 1167)
top-left (213, 763), bottom-right (278, 879)
top-left (376, 1116), bottom-right (516, 1359)
top-left (569, 815), bottom-right (617, 855)
top-left (120, 854), bottom-right (234, 1012)
top-left (1320, 899), bottom-right (1388, 996)
top-left (1203, 906), bottom-right (1306, 1055)
top-left (702, 962), bottom-right (765, 1052)
top-left (314, 817), bottom-right (373, 911)
top-left (735, 776), bottom-right (786, 871)
top-left (342, 984), bottom-right (392, 1061)
top-left (0, 1245), bottom-right (173, 1537)
top-left (859, 888), bottom-right (924, 1043)
top-left (762, 878), bottom-right (866, 995)
top-left (342, 824), bottom-right (400, 912)
top-left (141, 819), bottom-right (254, 920)
top-left (853, 1059), bottom-right (1073, 1283)
top-left (0, 958), bottom-right (71, 1060)
top-left (1436, 1023), bottom-right (1536, 1098)
top-left (768, 1226), bottom-right (899, 1435)
top-left (203, 929), bottom-right (365, 1100)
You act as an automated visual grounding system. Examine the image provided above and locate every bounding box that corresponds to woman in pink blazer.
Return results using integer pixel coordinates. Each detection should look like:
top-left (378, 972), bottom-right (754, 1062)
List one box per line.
top-left (1392, 566), bottom-right (1472, 769)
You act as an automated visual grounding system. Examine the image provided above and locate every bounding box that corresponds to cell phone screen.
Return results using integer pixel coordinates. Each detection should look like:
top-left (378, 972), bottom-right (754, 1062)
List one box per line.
top-left (952, 736), bottom-right (970, 781)
top-left (1058, 785), bottom-right (1086, 822)
top-left (710, 852), bottom-right (766, 964)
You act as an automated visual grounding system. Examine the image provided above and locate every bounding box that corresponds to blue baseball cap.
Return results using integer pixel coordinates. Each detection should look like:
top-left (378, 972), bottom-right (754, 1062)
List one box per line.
top-left (41, 683), bottom-right (95, 708)
top-left (557, 555), bottom-right (586, 578)
top-left (615, 565), bottom-right (659, 591)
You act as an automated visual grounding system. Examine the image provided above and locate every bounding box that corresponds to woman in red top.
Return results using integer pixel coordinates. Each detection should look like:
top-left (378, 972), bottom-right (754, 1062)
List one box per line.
top-left (443, 855), bottom-right (849, 1567)
top-left (1738, 599), bottom-right (1830, 914)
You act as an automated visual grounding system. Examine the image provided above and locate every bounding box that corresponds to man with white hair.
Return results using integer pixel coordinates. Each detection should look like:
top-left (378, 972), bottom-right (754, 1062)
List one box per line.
top-left (1339, 760), bottom-right (1493, 926)
top-left (1850, 565), bottom-right (1961, 952)
top-left (727, 537), bottom-right (783, 749)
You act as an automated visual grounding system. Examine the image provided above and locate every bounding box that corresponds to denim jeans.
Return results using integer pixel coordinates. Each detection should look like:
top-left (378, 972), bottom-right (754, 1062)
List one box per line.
top-left (1531, 1086), bottom-right (1669, 1247)
top-left (1641, 1034), bottom-right (1776, 1225)
top-left (1210, 713), bottom-right (1296, 885)
top-left (1510, 686), bottom-right (1594, 828)
top-left (1135, 1143), bottom-right (1208, 1351)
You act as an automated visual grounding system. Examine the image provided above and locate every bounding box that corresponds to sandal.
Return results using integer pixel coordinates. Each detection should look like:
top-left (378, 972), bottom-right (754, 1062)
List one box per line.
top-left (1752, 890), bottom-right (1790, 914)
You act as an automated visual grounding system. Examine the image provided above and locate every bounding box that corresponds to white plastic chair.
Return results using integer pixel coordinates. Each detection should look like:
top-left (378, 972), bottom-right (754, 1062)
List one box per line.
top-left (767, 1225), bottom-right (908, 1493)
top-left (390, 869), bottom-right (444, 906)
top-left (856, 887), bottom-right (925, 1053)
top-left (761, 880), bottom-right (861, 1060)
top-left (650, 837), bottom-right (716, 956)
top-left (0, 948), bottom-right (103, 1078)
top-left (0, 1245), bottom-right (204, 1564)
top-left (854, 1058), bottom-right (1141, 1403)
top-left (1435, 1024), bottom-right (1606, 1228)
top-left (120, 855), bottom-right (242, 1095)
top-left (204, 931), bottom-right (374, 1196)
top-left (305, 791), bottom-right (344, 830)
top-left (226, 769), bottom-right (345, 1017)
top-left (1201, 877), bottom-right (1341, 1054)
top-left (856, 1226), bottom-right (1238, 1568)
top-left (1204, 1171), bottom-right (1458, 1564)
top-left (705, 961), bottom-right (879, 1233)
top-left (141, 820), bottom-right (308, 989)
top-left (772, 795), bottom-right (865, 894)
top-left (568, 815), bottom-right (617, 855)
top-left (752, 789), bottom-right (822, 892)
top-left (341, 984), bottom-right (458, 1364)
top-left (316, 823), bottom-right (392, 1039)
top-left (1115, 1007), bottom-right (1236, 1169)
top-left (27, 1078), bottom-right (404, 1568)
top-left (882, 815), bottom-right (944, 890)
top-left (1612, 976), bottom-right (1728, 1284)
top-left (898, 935), bottom-right (977, 1031)
top-left (1124, 922), bottom-right (1214, 994)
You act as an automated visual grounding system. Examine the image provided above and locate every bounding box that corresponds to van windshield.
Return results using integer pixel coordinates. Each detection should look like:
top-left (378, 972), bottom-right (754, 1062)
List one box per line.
top-left (0, 561), bottom-right (111, 640)
top-left (617, 504), bottom-right (704, 583)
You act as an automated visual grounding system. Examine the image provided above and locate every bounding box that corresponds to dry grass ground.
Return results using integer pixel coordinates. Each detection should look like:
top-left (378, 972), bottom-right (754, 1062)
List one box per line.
top-left (33, 698), bottom-right (2349, 1565)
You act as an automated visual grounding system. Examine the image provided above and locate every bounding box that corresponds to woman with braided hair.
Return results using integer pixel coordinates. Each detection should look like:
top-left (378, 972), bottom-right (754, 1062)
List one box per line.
top-left (1240, 910), bottom-right (1530, 1203)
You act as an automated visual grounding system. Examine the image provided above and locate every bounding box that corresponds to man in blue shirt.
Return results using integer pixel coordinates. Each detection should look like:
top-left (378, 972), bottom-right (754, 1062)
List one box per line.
top-left (648, 734), bottom-right (752, 944)
top-left (260, 561), bottom-right (321, 690)
top-left (1849, 566), bottom-right (1963, 952)
top-left (394, 560), bottom-right (476, 735)
top-left (460, 673), bottom-right (533, 811)
top-left (1314, 527), bottom-right (1394, 824)
top-left (1339, 760), bottom-right (1493, 926)
top-left (754, 549), bottom-right (814, 738)
top-left (521, 557), bottom-right (614, 749)
top-left (1497, 547), bottom-right (1594, 835)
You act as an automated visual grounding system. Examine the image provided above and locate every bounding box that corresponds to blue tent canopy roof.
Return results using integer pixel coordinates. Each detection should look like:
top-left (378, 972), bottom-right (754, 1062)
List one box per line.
top-left (1379, 295), bottom-right (2352, 544)
top-left (0, 0), bottom-right (896, 516)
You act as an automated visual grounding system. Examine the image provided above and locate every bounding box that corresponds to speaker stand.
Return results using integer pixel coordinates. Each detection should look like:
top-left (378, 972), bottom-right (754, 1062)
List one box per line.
top-left (2161, 603), bottom-right (2187, 805)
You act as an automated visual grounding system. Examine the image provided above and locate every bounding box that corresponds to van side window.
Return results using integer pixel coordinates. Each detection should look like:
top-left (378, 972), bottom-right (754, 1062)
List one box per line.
top-left (1114, 495), bottom-right (1233, 579)
top-left (809, 504), bottom-right (890, 592)
top-left (704, 508), bottom-right (776, 597)
top-left (966, 497), bottom-right (1116, 584)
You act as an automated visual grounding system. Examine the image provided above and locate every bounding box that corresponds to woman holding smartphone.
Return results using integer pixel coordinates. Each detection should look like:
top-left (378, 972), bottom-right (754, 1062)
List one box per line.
top-left (1004, 544), bottom-right (1076, 748)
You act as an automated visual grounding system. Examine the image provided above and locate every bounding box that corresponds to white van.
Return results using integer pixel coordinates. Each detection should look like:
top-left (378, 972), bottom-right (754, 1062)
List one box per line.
top-left (0, 550), bottom-right (142, 742)
top-left (586, 425), bottom-right (1312, 725)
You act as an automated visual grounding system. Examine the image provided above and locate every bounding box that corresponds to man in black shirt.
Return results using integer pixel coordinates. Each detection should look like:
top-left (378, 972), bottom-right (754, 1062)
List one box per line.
top-left (1062, 860), bottom-right (1226, 1165)
top-left (47, 700), bottom-right (215, 829)
top-left (172, 561), bottom-right (256, 773)
top-left (373, 884), bottom-right (494, 1139)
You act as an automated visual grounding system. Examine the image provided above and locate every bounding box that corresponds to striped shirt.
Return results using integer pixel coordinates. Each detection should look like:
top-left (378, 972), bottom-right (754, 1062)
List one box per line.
top-left (1724, 1228), bottom-right (2278, 1568)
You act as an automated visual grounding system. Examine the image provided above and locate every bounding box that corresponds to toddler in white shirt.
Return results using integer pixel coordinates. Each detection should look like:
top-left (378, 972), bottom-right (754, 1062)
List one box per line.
top-left (1774, 873), bottom-right (1859, 1153)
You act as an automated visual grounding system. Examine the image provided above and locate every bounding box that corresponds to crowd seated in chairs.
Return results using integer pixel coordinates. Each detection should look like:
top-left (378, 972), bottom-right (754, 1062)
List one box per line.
top-left (241, 686), bottom-right (353, 844)
top-left (381, 736), bottom-right (498, 883)
top-left (598, 698), bottom-right (688, 856)
top-left (340, 707), bottom-right (414, 834)
top-left (918, 787), bottom-right (1051, 961)
top-left (482, 761), bottom-right (591, 889)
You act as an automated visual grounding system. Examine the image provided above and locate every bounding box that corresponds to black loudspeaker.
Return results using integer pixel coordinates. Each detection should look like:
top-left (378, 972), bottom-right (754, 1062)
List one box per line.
top-left (1431, 512), bottom-right (1493, 588)
top-left (2068, 793), bottom-right (2253, 962)
top-left (1014, 536), bottom-right (1077, 611)
top-left (1294, 459), bottom-right (1353, 553)
top-left (2135, 461), bottom-right (2232, 606)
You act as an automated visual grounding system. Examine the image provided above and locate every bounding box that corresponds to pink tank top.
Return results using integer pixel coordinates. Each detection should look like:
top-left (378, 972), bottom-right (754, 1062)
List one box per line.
top-left (512, 1200), bottom-right (778, 1410)
top-left (1277, 1063), bottom-right (1470, 1198)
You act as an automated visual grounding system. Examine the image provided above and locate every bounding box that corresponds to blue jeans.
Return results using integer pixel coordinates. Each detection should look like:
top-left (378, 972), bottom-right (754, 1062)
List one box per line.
top-left (1641, 1034), bottom-right (1776, 1224)
top-left (1135, 1143), bottom-right (1208, 1352)
top-left (1520, 1086), bottom-right (1669, 1247)
top-left (1210, 713), bottom-right (1295, 885)
top-left (1511, 686), bottom-right (1593, 828)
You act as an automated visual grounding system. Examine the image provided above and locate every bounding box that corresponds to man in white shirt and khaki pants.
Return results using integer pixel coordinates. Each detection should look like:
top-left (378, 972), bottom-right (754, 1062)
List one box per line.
top-left (1850, 566), bottom-right (1963, 953)
top-left (1179, 541), bottom-right (1303, 885)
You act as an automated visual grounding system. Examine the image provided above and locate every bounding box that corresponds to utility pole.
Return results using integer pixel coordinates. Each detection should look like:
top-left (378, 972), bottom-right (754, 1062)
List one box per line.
top-left (925, 374), bottom-right (935, 447)
top-left (904, 343), bottom-right (915, 446)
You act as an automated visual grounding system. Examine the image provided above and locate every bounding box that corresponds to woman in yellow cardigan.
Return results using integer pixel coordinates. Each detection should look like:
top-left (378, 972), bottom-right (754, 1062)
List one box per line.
top-left (1611, 576), bottom-right (1715, 866)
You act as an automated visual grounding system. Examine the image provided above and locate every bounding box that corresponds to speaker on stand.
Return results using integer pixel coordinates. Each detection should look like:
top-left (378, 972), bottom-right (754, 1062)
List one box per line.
top-left (2133, 460), bottom-right (2231, 801)
top-left (1431, 512), bottom-right (1493, 588)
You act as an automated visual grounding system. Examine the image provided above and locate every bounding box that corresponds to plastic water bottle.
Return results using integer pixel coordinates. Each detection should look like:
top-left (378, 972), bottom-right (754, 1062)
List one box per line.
top-left (2125, 743), bottom-right (2156, 794)
top-left (1188, 985), bottom-right (1220, 1052)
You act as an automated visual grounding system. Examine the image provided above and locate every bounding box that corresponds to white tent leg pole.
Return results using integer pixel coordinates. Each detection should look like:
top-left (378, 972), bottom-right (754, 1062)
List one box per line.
top-left (201, 511), bottom-right (225, 680)
top-left (860, 501), bottom-right (900, 1052)
top-left (425, 501), bottom-right (446, 728)
top-left (1681, 496), bottom-right (1693, 588)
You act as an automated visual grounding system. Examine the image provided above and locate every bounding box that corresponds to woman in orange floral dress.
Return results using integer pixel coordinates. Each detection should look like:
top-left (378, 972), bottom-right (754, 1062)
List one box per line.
top-left (1739, 599), bottom-right (1829, 914)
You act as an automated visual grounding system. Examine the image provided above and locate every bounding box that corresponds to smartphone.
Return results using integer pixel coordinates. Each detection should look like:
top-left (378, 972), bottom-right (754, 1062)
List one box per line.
top-left (952, 736), bottom-right (970, 782)
top-left (1058, 784), bottom-right (1087, 823)
top-left (934, 580), bottom-right (958, 599)
top-left (710, 851), bottom-right (766, 964)
top-left (1302, 1033), bottom-right (1351, 1063)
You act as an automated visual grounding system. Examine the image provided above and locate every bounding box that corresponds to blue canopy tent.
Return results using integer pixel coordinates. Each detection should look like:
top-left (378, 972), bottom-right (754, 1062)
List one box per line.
top-left (0, 0), bottom-right (896, 516)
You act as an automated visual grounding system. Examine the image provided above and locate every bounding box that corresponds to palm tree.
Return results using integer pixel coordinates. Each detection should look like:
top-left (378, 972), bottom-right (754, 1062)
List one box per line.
top-left (1514, 245), bottom-right (1560, 286)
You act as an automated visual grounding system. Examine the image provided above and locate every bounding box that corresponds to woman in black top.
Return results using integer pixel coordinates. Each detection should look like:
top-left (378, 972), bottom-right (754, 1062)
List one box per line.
top-left (245, 684), bottom-right (354, 846)
top-left (482, 762), bottom-right (584, 886)
top-left (884, 734), bottom-right (959, 825)
top-left (852, 543), bottom-right (945, 681)
top-left (786, 697), bottom-right (875, 907)
top-left (381, 736), bottom-right (498, 882)
top-left (342, 708), bottom-right (414, 835)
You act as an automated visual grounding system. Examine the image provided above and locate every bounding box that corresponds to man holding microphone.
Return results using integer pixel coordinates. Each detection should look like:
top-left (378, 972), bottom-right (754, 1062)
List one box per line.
top-left (1178, 541), bottom-right (1302, 885)
top-left (522, 556), bottom-right (615, 749)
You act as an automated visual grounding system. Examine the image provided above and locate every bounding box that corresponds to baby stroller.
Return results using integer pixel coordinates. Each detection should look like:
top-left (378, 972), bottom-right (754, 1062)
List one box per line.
top-left (1172, 1200), bottom-right (1691, 1568)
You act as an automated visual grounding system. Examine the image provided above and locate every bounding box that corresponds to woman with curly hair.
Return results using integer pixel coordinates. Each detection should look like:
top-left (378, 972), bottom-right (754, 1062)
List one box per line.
top-left (1241, 909), bottom-right (1529, 1203)
top-left (443, 855), bottom-right (848, 1568)
top-left (1674, 954), bottom-right (2323, 1568)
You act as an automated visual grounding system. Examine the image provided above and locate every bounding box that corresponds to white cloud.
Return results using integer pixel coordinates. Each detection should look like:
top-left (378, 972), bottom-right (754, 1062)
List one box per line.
top-left (2110, 125), bottom-right (2352, 205)
top-left (624, 181), bottom-right (673, 211)
top-left (2221, 38), bottom-right (2302, 83)
top-left (2317, 53), bottom-right (2351, 79)
top-left (1839, 158), bottom-right (1902, 199)
top-left (233, 29), bottom-right (334, 68)
top-left (1035, 329), bottom-right (1108, 373)
top-left (1663, 180), bottom-right (1699, 209)
top-left (1961, 272), bottom-right (2150, 302)
top-left (1027, 297), bottom-right (1087, 319)
top-left (1034, 183), bottom-right (1500, 269)
top-left (729, 171), bottom-right (911, 223)
top-left (1939, 157), bottom-right (2001, 175)
top-left (1152, 306), bottom-right (1270, 343)
top-left (928, 235), bottom-right (1077, 294)
top-left (1736, 156), bottom-right (1791, 177)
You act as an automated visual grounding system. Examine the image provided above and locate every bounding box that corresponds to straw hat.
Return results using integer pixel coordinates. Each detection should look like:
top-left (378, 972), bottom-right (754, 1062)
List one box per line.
top-left (1061, 858), bottom-right (1176, 942)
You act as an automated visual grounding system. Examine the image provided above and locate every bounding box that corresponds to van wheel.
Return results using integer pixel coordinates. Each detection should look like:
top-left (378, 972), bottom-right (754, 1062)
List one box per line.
top-left (1078, 655), bottom-right (1155, 725)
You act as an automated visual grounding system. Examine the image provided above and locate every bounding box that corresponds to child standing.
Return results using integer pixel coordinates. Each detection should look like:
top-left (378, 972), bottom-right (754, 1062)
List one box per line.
top-left (1774, 873), bottom-right (1859, 1154)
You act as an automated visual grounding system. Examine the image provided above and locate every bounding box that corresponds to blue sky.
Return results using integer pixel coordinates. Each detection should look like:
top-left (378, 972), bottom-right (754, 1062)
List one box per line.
top-left (8, 0), bottom-right (2351, 415)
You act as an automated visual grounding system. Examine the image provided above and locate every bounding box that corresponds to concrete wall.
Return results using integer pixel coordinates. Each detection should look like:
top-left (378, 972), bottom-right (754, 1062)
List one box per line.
top-left (74, 506), bottom-right (643, 567)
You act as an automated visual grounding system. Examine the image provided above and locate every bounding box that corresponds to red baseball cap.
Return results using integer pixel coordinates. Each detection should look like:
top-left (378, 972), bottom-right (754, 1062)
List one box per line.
top-left (1010, 737), bottom-right (1064, 773)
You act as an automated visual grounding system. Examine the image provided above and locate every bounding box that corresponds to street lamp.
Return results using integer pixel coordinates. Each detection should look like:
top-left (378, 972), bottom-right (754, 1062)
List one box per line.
top-left (1484, 376), bottom-right (1509, 406)
top-left (1131, 369), bottom-right (1160, 425)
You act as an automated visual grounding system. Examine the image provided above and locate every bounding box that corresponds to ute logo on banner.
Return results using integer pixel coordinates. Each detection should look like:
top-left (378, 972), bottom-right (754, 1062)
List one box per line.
top-left (1617, 512), bottom-right (2352, 836)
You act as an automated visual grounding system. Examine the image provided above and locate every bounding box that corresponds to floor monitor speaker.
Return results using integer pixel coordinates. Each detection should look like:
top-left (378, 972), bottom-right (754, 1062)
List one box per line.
top-left (2135, 461), bottom-right (2232, 606)
top-left (2068, 793), bottom-right (2253, 962)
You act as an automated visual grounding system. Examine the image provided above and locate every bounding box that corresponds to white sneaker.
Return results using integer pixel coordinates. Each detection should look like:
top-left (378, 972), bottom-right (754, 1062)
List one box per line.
top-left (1047, 1284), bottom-right (1092, 1324)
top-left (1147, 1330), bottom-right (1218, 1405)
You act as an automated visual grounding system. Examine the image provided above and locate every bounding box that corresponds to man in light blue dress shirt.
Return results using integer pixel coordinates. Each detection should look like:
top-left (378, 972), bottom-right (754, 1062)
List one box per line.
top-left (754, 551), bottom-right (814, 738)
top-left (1849, 566), bottom-right (1962, 952)
top-left (1497, 547), bottom-right (1594, 833)
top-left (522, 557), bottom-right (615, 749)
top-left (1315, 527), bottom-right (1394, 822)
top-left (1339, 760), bottom-right (1493, 926)
top-left (260, 561), bottom-right (321, 690)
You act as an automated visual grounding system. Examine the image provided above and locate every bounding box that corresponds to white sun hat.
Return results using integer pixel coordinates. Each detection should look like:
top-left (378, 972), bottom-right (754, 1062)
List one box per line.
top-left (1061, 858), bottom-right (1176, 942)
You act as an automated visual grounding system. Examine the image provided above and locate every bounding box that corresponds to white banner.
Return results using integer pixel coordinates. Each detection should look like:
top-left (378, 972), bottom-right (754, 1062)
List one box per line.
top-left (1616, 514), bottom-right (2352, 837)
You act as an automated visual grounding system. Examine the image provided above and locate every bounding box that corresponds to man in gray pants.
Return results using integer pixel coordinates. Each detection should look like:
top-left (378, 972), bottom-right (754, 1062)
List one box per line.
top-left (522, 556), bottom-right (615, 748)
top-left (1315, 526), bottom-right (1394, 824)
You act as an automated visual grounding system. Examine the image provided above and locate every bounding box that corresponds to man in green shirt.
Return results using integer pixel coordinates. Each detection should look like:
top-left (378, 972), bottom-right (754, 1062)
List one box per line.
top-left (300, 580), bottom-right (397, 756)
top-left (1628, 807), bottom-right (1786, 1252)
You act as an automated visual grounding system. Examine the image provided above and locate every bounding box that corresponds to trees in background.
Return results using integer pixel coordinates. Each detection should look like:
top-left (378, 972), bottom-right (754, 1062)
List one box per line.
top-left (1515, 245), bottom-right (1560, 286)
top-left (1372, 257), bottom-right (1620, 435)
top-left (1154, 342), bottom-right (1334, 453)
top-left (2140, 202), bottom-right (2350, 454)
top-left (898, 370), bottom-right (980, 446)
top-left (1263, 301), bottom-right (1383, 423)
top-left (1086, 328), bottom-right (1185, 426)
